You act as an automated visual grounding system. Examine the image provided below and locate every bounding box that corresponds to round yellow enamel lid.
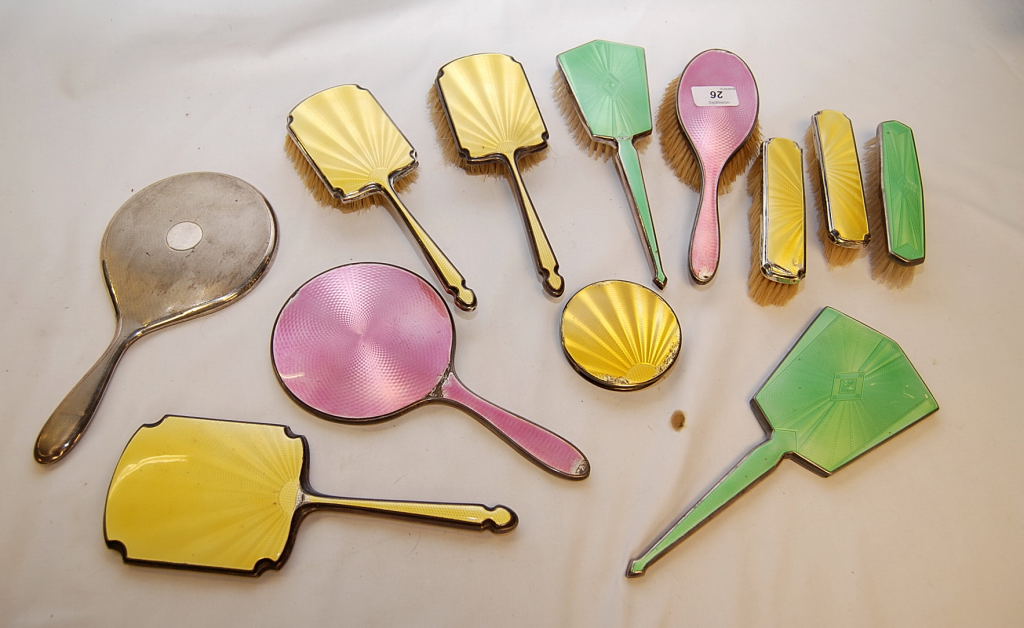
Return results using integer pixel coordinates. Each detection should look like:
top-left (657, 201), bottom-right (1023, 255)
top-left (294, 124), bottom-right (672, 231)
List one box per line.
top-left (560, 280), bottom-right (681, 391)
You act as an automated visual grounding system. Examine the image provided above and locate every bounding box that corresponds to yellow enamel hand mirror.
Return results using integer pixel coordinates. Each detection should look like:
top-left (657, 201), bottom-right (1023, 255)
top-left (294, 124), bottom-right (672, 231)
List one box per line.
top-left (104, 416), bottom-right (517, 575)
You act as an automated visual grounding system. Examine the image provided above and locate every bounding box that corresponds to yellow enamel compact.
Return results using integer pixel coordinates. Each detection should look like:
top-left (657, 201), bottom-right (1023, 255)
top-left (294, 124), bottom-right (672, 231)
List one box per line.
top-left (104, 416), bottom-right (516, 575)
top-left (560, 281), bottom-right (681, 391)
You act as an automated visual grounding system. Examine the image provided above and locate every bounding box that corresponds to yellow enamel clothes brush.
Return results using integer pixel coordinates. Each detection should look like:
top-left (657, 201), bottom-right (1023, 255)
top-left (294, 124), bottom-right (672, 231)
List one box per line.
top-left (747, 138), bottom-right (805, 306)
top-left (862, 120), bottom-right (925, 287)
top-left (434, 53), bottom-right (564, 297)
top-left (657, 49), bottom-right (761, 284)
top-left (555, 40), bottom-right (667, 289)
top-left (287, 85), bottom-right (477, 311)
top-left (805, 110), bottom-right (870, 266)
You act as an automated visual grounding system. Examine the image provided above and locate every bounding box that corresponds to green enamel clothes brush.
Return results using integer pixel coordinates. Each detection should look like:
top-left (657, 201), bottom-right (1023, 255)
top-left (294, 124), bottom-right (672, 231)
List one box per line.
top-left (556, 40), bottom-right (666, 288)
top-left (863, 120), bottom-right (926, 286)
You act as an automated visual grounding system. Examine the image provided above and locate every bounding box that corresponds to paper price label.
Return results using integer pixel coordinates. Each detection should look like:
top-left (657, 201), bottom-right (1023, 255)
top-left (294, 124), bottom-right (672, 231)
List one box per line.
top-left (691, 86), bottom-right (739, 107)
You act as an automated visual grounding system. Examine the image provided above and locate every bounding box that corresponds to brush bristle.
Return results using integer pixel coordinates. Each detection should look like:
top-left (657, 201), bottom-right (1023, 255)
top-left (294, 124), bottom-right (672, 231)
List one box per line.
top-left (552, 69), bottom-right (616, 161)
top-left (284, 135), bottom-right (416, 212)
top-left (657, 77), bottom-right (701, 190)
top-left (428, 85), bottom-right (545, 177)
top-left (804, 123), bottom-right (858, 266)
top-left (657, 76), bottom-right (760, 193)
top-left (392, 167), bottom-right (417, 194)
top-left (515, 145), bottom-right (546, 171)
top-left (284, 135), bottom-right (365, 211)
top-left (428, 87), bottom-right (479, 171)
top-left (635, 132), bottom-right (652, 153)
top-left (745, 148), bottom-right (763, 198)
top-left (722, 122), bottom-right (761, 192)
top-left (746, 149), bottom-right (799, 306)
top-left (862, 136), bottom-right (915, 287)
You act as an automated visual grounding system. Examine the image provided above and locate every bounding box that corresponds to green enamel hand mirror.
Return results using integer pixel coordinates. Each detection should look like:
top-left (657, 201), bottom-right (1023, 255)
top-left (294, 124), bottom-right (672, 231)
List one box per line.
top-left (628, 307), bottom-right (938, 577)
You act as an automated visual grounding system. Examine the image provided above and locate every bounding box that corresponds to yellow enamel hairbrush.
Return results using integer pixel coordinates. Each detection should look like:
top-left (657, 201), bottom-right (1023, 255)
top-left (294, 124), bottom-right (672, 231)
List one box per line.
top-left (435, 53), bottom-right (564, 297)
top-left (287, 85), bottom-right (477, 311)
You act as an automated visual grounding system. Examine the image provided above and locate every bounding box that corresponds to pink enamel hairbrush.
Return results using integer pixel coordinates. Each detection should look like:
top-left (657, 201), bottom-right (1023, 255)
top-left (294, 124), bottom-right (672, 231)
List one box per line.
top-left (658, 49), bottom-right (760, 284)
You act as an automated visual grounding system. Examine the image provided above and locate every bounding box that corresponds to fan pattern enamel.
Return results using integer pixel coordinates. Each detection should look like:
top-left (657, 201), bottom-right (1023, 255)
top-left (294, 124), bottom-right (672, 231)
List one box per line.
top-left (557, 39), bottom-right (651, 141)
top-left (436, 54), bottom-right (547, 160)
top-left (561, 281), bottom-right (681, 390)
top-left (288, 85), bottom-right (415, 198)
top-left (762, 138), bottom-right (805, 282)
top-left (105, 416), bottom-right (303, 572)
top-left (754, 307), bottom-right (938, 472)
top-left (814, 110), bottom-right (869, 244)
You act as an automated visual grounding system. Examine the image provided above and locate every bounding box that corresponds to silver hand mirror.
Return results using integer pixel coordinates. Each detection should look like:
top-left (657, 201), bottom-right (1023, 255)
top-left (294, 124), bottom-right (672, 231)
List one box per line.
top-left (34, 172), bottom-right (278, 464)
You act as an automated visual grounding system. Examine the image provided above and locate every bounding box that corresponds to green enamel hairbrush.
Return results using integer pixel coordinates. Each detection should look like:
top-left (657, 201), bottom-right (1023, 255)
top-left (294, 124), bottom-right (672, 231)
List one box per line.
top-left (557, 40), bottom-right (666, 288)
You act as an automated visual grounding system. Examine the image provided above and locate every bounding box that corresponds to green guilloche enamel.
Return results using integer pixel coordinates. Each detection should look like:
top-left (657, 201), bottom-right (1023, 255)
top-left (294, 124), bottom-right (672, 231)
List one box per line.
top-left (557, 40), bottom-right (665, 288)
top-left (880, 121), bottom-right (926, 264)
top-left (628, 307), bottom-right (938, 577)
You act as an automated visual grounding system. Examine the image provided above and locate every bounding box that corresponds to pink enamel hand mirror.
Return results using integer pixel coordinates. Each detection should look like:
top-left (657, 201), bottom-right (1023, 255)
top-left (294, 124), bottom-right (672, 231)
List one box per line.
top-left (271, 263), bottom-right (589, 479)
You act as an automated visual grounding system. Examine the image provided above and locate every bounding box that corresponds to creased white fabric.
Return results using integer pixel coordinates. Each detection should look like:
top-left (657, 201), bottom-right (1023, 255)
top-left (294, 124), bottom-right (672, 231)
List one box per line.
top-left (1, 1), bottom-right (1022, 626)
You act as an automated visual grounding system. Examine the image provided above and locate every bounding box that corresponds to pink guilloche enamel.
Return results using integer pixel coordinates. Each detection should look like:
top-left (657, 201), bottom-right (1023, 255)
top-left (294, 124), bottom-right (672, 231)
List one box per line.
top-left (272, 263), bottom-right (589, 479)
top-left (676, 50), bottom-right (758, 283)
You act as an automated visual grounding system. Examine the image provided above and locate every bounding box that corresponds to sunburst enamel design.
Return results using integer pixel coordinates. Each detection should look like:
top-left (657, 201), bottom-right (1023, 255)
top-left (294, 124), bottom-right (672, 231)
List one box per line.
top-left (813, 110), bottom-right (869, 245)
top-left (561, 280), bottom-right (681, 390)
top-left (761, 138), bottom-right (805, 283)
top-left (754, 307), bottom-right (938, 472)
top-left (105, 416), bottom-right (304, 572)
top-left (436, 54), bottom-right (547, 160)
top-left (627, 307), bottom-right (938, 577)
top-left (288, 85), bottom-right (415, 198)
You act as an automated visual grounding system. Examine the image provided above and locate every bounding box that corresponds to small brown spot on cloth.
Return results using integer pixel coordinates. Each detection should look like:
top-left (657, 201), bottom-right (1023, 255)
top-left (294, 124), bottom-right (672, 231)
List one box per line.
top-left (670, 410), bottom-right (686, 430)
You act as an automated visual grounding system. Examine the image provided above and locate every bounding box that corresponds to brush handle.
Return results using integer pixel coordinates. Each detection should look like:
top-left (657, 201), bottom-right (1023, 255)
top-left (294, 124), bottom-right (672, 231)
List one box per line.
top-left (35, 320), bottom-right (139, 464)
top-left (380, 181), bottom-right (477, 311)
top-left (504, 155), bottom-right (564, 297)
top-left (627, 435), bottom-right (790, 577)
top-left (689, 166), bottom-right (722, 284)
top-left (440, 372), bottom-right (589, 479)
top-left (303, 491), bottom-right (517, 532)
top-left (615, 139), bottom-right (666, 289)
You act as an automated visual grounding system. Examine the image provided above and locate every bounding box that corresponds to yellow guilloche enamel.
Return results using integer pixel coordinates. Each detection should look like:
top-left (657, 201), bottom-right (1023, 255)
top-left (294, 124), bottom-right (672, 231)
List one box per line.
top-left (288, 85), bottom-right (414, 197)
top-left (435, 53), bottom-right (563, 297)
top-left (105, 416), bottom-right (516, 574)
top-left (813, 110), bottom-right (869, 246)
top-left (561, 281), bottom-right (681, 391)
top-left (287, 85), bottom-right (477, 311)
top-left (762, 138), bottom-right (805, 283)
top-left (436, 53), bottom-right (547, 160)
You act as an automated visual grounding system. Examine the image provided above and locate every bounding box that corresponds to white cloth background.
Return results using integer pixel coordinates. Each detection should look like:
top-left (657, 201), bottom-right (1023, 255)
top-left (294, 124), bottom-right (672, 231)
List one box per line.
top-left (2, 1), bottom-right (1022, 626)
